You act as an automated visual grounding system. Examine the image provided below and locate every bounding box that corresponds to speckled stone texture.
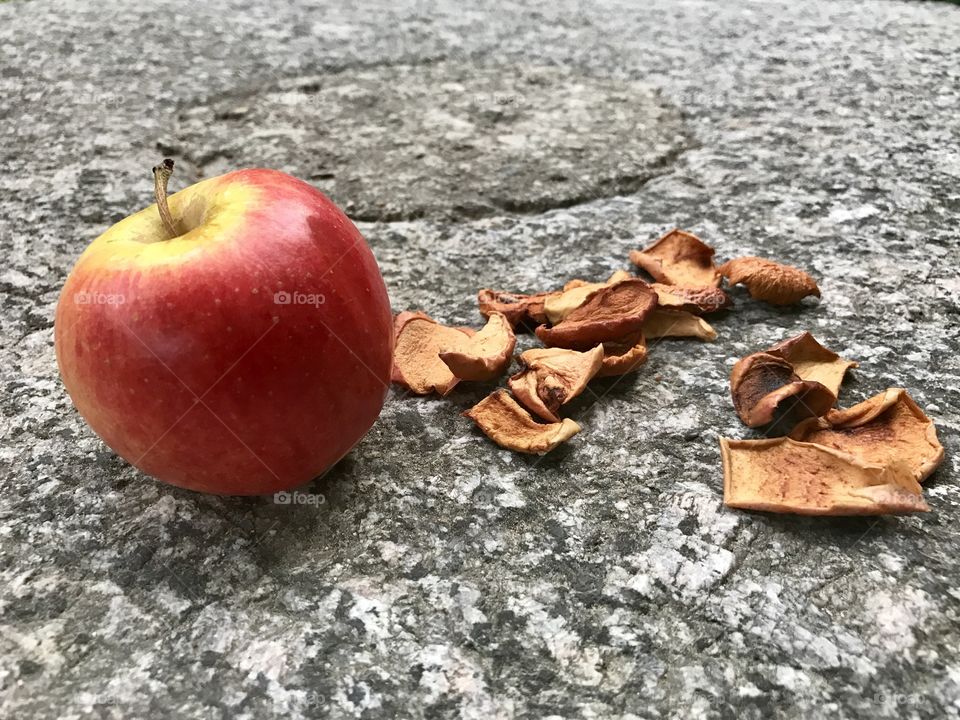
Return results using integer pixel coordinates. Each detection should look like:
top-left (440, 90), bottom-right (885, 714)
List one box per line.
top-left (1, 1), bottom-right (959, 719)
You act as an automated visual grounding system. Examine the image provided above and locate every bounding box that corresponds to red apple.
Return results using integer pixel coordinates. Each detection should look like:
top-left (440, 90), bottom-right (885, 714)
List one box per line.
top-left (55, 166), bottom-right (393, 495)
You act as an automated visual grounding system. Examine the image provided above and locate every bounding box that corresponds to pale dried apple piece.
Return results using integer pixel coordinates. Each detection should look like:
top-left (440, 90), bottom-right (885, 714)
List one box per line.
top-left (730, 352), bottom-right (835, 429)
top-left (508, 346), bottom-right (604, 421)
top-left (606, 269), bottom-right (633, 284)
top-left (392, 311), bottom-right (474, 395)
top-left (791, 388), bottom-right (944, 482)
top-left (650, 284), bottom-right (733, 314)
top-left (763, 332), bottom-right (857, 398)
top-left (720, 437), bottom-right (928, 516)
top-left (629, 229), bottom-right (721, 287)
top-left (509, 372), bottom-right (564, 423)
top-left (643, 309), bottom-right (717, 341)
top-left (536, 279), bottom-right (658, 350)
top-left (719, 256), bottom-right (820, 305)
top-left (477, 289), bottom-right (557, 329)
top-left (597, 332), bottom-right (648, 377)
top-left (464, 390), bottom-right (580, 454)
top-left (439, 312), bottom-right (516, 382)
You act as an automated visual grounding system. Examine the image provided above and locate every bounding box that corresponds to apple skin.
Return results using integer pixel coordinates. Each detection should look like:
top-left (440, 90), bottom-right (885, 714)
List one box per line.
top-left (55, 168), bottom-right (393, 495)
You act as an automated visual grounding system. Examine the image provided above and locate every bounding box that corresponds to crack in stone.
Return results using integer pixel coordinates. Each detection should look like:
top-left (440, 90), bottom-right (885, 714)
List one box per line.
top-left (167, 61), bottom-right (693, 223)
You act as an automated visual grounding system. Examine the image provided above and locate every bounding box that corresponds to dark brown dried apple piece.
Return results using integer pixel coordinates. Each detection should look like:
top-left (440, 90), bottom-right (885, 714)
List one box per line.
top-left (597, 332), bottom-right (648, 377)
top-left (391, 311), bottom-right (474, 395)
top-left (439, 312), bottom-right (516, 382)
top-left (508, 346), bottom-right (604, 422)
top-left (477, 289), bottom-right (556, 329)
top-left (730, 352), bottom-right (835, 430)
top-left (464, 389), bottom-right (580, 454)
top-left (535, 279), bottom-right (658, 350)
top-left (720, 437), bottom-right (928, 516)
top-left (629, 229), bottom-right (721, 287)
top-left (719, 256), bottom-right (820, 305)
top-left (643, 309), bottom-right (717, 341)
top-left (546, 270), bottom-right (635, 324)
top-left (764, 332), bottom-right (857, 398)
top-left (791, 388), bottom-right (944, 482)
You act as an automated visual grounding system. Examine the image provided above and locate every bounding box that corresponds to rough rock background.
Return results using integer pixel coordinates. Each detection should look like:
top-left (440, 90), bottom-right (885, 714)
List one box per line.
top-left (1, 0), bottom-right (959, 718)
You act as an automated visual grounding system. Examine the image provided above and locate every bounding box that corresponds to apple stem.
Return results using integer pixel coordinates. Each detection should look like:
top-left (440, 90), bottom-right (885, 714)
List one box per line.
top-left (152, 158), bottom-right (179, 239)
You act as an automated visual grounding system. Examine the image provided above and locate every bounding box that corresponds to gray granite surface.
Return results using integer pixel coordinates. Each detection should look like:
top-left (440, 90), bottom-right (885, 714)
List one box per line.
top-left (1, 0), bottom-right (959, 718)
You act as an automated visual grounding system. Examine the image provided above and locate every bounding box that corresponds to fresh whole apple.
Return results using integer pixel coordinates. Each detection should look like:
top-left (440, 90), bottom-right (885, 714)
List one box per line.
top-left (55, 163), bottom-right (393, 495)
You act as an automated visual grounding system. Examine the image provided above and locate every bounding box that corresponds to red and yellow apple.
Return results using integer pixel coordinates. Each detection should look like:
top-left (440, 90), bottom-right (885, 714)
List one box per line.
top-left (55, 167), bottom-right (393, 495)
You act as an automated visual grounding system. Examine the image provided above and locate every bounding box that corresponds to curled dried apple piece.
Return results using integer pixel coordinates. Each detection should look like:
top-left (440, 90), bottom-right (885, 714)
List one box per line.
top-left (439, 312), bottom-right (516, 382)
top-left (730, 352), bottom-right (835, 429)
top-left (597, 332), bottom-right (648, 377)
top-left (477, 289), bottom-right (555, 329)
top-left (764, 332), bottom-right (857, 398)
top-left (629, 229), bottom-right (720, 287)
top-left (508, 346), bottom-right (604, 421)
top-left (791, 388), bottom-right (944, 482)
top-left (643, 309), bottom-right (717, 341)
top-left (720, 437), bottom-right (928, 516)
top-left (464, 390), bottom-right (580, 454)
top-left (392, 311), bottom-right (474, 396)
top-left (536, 279), bottom-right (658, 350)
top-left (650, 284), bottom-right (732, 314)
top-left (719, 256), bottom-right (820, 305)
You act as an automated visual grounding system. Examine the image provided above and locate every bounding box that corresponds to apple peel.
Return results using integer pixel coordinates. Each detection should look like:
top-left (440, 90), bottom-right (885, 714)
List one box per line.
top-left (464, 390), bottom-right (581, 454)
top-left (508, 346), bottom-right (604, 422)
top-left (719, 256), bottom-right (820, 305)
top-left (730, 352), bottom-right (835, 430)
top-left (643, 309), bottom-right (717, 342)
top-left (392, 311), bottom-right (474, 395)
top-left (535, 279), bottom-right (658, 350)
top-left (629, 229), bottom-right (721, 287)
top-left (720, 436), bottom-right (928, 516)
top-left (439, 312), bottom-right (516, 382)
top-left (790, 388), bottom-right (944, 482)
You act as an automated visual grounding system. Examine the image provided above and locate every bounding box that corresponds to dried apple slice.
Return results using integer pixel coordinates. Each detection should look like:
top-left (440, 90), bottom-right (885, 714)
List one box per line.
top-left (464, 390), bottom-right (580, 454)
top-left (478, 289), bottom-right (555, 328)
top-left (764, 332), bottom-right (857, 398)
top-left (545, 281), bottom-right (607, 325)
top-left (392, 311), bottom-right (474, 395)
top-left (439, 312), bottom-right (516, 382)
top-left (643, 309), bottom-right (717, 341)
top-left (650, 284), bottom-right (732, 314)
top-left (565, 270), bottom-right (633, 290)
top-left (546, 270), bottom-right (635, 324)
top-left (536, 279), bottom-right (658, 350)
top-left (629, 229), bottom-right (720, 287)
top-left (730, 352), bottom-right (835, 429)
top-left (507, 346), bottom-right (604, 421)
top-left (597, 332), bottom-right (648, 377)
top-left (791, 388), bottom-right (944, 481)
top-left (720, 437), bottom-right (928, 515)
top-left (719, 256), bottom-right (820, 305)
